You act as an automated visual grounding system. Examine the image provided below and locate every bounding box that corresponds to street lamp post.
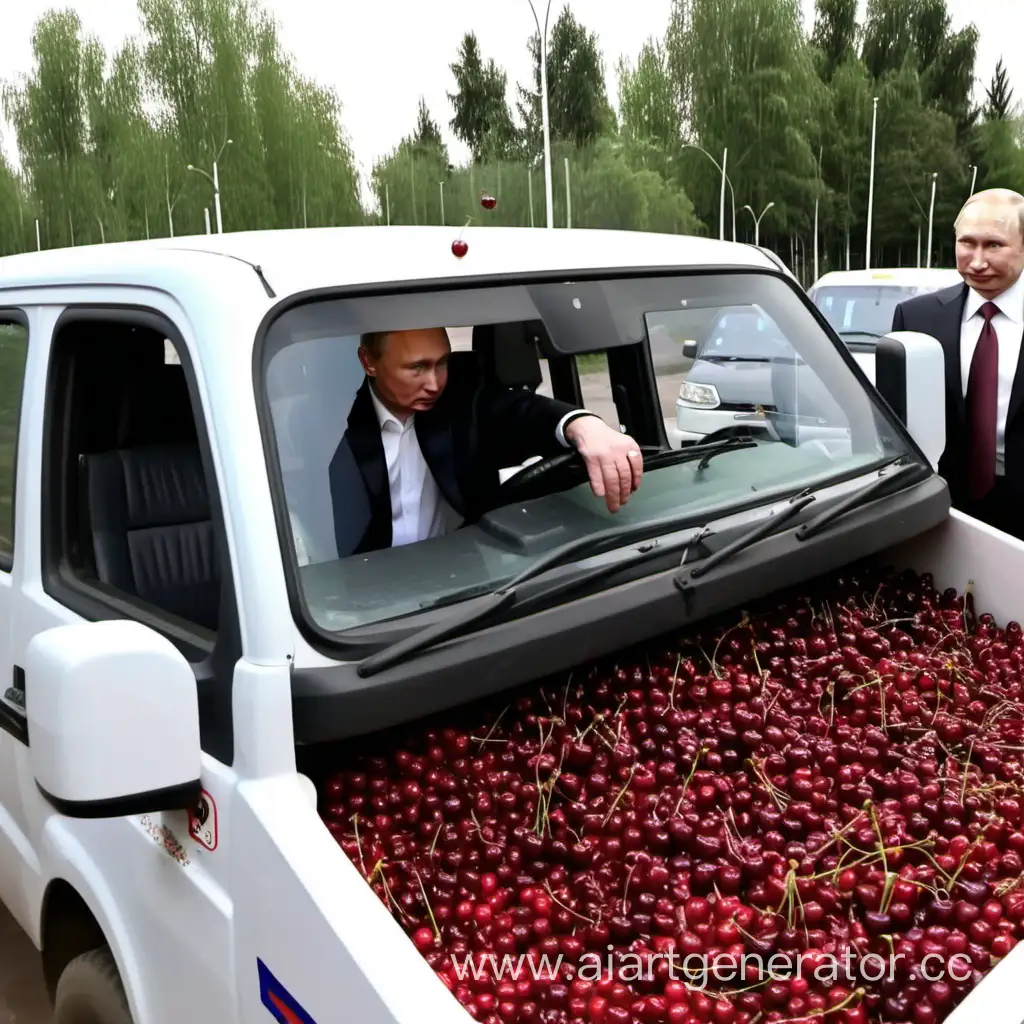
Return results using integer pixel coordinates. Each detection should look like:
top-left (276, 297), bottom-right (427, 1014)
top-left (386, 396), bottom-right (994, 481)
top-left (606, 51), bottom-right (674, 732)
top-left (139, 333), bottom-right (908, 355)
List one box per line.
top-left (865, 96), bottom-right (879, 269)
top-left (813, 145), bottom-right (822, 283)
top-left (926, 172), bottom-right (938, 269)
top-left (525, 0), bottom-right (557, 229)
top-left (970, 164), bottom-right (978, 198)
top-left (682, 143), bottom-right (736, 241)
top-left (188, 137), bottom-right (232, 233)
top-left (439, 181), bottom-right (445, 225)
top-left (743, 201), bottom-right (775, 248)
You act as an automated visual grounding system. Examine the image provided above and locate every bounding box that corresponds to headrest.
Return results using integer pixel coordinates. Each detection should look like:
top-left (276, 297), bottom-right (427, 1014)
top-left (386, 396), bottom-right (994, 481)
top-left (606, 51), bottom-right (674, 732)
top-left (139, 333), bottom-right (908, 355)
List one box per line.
top-left (117, 362), bottom-right (197, 448)
top-left (472, 322), bottom-right (543, 391)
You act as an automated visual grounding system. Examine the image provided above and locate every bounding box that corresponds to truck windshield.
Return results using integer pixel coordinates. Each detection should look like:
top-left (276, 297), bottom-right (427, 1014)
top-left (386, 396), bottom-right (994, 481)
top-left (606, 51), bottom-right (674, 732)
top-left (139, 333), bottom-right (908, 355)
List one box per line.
top-left (257, 271), bottom-right (918, 635)
top-left (812, 284), bottom-right (922, 338)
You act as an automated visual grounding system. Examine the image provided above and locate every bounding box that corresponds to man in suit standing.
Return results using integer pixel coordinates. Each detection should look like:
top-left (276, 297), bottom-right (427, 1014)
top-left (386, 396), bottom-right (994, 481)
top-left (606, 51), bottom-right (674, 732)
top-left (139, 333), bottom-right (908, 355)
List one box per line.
top-left (329, 326), bottom-right (644, 555)
top-left (891, 188), bottom-right (1024, 537)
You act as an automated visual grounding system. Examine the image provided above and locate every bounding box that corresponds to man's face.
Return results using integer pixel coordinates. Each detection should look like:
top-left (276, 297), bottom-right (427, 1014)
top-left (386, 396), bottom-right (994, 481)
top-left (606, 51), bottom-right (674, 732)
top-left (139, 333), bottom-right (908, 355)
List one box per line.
top-left (360, 328), bottom-right (451, 419)
top-left (955, 199), bottom-right (1024, 300)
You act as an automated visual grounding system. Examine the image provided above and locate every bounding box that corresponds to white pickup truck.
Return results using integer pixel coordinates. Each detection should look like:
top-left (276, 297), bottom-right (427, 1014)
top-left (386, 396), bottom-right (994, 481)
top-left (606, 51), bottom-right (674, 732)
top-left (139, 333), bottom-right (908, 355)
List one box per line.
top-left (0, 225), bottom-right (1020, 1024)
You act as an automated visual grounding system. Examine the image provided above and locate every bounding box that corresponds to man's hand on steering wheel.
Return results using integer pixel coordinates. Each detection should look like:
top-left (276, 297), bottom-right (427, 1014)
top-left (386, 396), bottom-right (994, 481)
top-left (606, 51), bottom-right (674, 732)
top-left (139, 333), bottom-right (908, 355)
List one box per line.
top-left (564, 415), bottom-right (644, 513)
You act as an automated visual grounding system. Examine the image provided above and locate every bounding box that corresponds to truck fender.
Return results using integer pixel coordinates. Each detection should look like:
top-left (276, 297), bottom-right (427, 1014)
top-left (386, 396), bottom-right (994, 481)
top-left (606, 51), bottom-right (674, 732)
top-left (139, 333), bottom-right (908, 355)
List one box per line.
top-left (38, 820), bottom-right (153, 1024)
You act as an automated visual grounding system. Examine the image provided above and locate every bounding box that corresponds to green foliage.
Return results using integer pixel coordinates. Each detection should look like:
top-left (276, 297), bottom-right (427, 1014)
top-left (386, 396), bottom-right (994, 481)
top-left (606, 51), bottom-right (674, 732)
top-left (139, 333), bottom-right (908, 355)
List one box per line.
top-left (985, 60), bottom-right (1015, 123)
top-left (517, 9), bottom-right (617, 159)
top-left (1, 0), bottom-right (363, 248)
top-left (447, 33), bottom-right (519, 164)
top-left (0, 0), bottom-right (1021, 285)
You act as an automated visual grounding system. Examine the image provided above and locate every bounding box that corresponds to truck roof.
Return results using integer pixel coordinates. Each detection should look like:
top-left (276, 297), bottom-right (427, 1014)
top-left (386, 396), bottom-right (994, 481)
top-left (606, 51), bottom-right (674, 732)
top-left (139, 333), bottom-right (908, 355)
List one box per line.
top-left (0, 225), bottom-right (777, 300)
top-left (810, 267), bottom-right (962, 289)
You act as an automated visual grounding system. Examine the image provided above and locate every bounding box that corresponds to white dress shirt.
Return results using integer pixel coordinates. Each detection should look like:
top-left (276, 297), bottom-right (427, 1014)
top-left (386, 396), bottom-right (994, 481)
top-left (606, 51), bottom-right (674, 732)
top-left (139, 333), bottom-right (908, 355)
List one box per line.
top-left (368, 386), bottom-right (592, 546)
top-left (960, 274), bottom-right (1024, 476)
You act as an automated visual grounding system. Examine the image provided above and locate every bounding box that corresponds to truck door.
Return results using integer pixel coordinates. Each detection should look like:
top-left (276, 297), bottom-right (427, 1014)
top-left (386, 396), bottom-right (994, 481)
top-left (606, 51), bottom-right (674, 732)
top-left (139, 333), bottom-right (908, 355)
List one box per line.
top-left (8, 302), bottom-right (240, 1022)
top-left (0, 312), bottom-right (31, 928)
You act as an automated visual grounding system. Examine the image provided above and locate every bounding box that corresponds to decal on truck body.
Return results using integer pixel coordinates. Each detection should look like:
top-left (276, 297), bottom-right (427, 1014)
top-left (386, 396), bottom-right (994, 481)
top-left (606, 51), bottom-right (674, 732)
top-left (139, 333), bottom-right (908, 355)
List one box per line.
top-left (257, 959), bottom-right (318, 1024)
top-left (188, 789), bottom-right (218, 851)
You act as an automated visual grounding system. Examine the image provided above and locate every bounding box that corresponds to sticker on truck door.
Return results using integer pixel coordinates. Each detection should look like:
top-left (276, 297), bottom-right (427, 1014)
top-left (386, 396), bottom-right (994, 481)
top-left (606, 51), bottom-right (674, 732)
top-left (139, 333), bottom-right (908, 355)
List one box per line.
top-left (257, 959), bottom-right (317, 1023)
top-left (188, 789), bottom-right (218, 851)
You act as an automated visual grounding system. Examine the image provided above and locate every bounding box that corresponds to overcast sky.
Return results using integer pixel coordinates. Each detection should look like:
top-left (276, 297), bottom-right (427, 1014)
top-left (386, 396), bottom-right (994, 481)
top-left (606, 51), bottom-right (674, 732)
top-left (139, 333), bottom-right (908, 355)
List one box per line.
top-left (2, 0), bottom-right (1021, 189)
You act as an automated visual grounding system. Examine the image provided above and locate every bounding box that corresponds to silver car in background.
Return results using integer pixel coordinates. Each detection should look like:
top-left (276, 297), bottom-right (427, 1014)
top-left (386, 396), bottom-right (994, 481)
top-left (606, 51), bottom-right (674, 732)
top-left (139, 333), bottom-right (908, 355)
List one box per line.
top-left (673, 267), bottom-right (960, 442)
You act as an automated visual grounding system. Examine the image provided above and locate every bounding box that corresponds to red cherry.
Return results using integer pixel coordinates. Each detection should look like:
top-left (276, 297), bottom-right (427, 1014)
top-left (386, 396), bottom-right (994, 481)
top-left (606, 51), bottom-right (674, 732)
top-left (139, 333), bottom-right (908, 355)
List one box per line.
top-left (451, 238), bottom-right (468, 258)
top-left (480, 193), bottom-right (497, 210)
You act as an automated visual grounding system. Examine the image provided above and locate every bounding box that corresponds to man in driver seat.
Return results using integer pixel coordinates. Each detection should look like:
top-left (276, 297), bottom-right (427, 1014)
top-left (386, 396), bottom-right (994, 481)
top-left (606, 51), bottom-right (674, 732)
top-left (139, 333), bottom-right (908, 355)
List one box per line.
top-left (329, 326), bottom-right (644, 555)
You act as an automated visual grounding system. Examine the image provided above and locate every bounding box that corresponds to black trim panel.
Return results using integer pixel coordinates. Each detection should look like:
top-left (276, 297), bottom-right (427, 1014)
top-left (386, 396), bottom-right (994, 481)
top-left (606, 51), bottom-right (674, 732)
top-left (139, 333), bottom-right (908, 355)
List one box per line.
top-left (36, 779), bottom-right (202, 819)
top-left (874, 336), bottom-right (909, 425)
top-left (0, 701), bottom-right (28, 746)
top-left (290, 474), bottom-right (949, 745)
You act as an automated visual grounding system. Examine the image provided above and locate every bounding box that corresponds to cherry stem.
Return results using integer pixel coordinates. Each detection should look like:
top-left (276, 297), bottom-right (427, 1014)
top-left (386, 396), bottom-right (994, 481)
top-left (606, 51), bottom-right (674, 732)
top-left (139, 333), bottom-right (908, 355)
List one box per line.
top-left (428, 818), bottom-right (444, 860)
top-left (473, 704), bottom-right (509, 749)
top-left (543, 880), bottom-right (597, 926)
top-left (350, 812), bottom-right (366, 876)
top-left (414, 867), bottom-right (441, 943)
top-left (673, 746), bottom-right (707, 817)
top-left (669, 654), bottom-right (682, 711)
top-left (603, 764), bottom-right (636, 826)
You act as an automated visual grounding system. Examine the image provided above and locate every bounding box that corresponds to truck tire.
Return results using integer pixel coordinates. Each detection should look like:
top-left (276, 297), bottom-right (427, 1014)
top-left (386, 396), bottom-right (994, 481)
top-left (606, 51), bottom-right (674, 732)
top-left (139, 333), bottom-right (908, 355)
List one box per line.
top-left (54, 948), bottom-right (133, 1024)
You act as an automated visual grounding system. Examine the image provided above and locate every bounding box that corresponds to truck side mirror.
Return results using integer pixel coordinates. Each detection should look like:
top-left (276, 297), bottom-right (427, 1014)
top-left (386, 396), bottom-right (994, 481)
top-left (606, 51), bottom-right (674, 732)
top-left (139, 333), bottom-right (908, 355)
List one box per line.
top-left (874, 330), bottom-right (945, 470)
top-left (25, 620), bottom-right (201, 817)
top-left (682, 340), bottom-right (698, 360)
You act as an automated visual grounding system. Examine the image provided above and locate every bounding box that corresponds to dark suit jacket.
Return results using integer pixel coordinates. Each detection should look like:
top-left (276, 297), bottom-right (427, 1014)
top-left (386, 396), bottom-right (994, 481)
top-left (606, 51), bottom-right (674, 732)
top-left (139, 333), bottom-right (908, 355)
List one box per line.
top-left (892, 282), bottom-right (1024, 507)
top-left (328, 352), bottom-right (582, 555)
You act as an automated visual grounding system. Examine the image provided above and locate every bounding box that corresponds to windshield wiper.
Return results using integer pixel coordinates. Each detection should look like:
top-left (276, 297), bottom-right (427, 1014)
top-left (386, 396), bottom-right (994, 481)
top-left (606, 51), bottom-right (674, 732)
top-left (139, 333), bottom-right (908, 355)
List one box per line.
top-left (701, 355), bottom-right (770, 363)
top-left (356, 510), bottom-right (717, 678)
top-left (356, 439), bottom-right (770, 678)
top-left (674, 490), bottom-right (817, 586)
top-left (643, 436), bottom-right (759, 471)
top-left (673, 457), bottom-right (919, 588)
top-left (795, 458), bottom-right (916, 540)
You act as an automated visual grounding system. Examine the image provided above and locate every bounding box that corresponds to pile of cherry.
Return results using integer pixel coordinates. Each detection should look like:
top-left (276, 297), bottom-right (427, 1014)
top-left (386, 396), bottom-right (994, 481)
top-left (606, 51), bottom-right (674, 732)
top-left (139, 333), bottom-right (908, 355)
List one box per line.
top-left (319, 564), bottom-right (1024, 1024)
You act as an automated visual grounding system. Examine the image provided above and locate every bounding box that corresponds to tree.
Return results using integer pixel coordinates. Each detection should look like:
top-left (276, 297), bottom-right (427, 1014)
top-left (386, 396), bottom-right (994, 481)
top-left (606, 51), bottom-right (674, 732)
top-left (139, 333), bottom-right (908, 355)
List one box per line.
top-left (985, 59), bottom-right (1015, 122)
top-left (861, 0), bottom-right (979, 140)
top-left (413, 96), bottom-right (447, 161)
top-left (517, 8), bottom-right (616, 159)
top-left (618, 39), bottom-right (679, 153)
top-left (811, 0), bottom-right (860, 81)
top-left (3, 10), bottom-right (108, 248)
top-left (667, 0), bottom-right (826, 243)
top-left (447, 33), bottom-right (518, 163)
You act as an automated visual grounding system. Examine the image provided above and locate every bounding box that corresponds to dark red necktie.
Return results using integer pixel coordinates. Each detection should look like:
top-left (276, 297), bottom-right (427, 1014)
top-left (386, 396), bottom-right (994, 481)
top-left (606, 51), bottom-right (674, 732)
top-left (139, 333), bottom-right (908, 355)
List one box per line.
top-left (966, 300), bottom-right (1000, 501)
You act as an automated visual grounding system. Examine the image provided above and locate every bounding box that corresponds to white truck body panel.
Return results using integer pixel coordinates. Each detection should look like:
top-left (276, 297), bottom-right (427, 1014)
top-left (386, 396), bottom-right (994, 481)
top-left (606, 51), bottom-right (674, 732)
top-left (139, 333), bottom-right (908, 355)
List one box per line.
top-left (0, 227), bottom-right (1015, 1023)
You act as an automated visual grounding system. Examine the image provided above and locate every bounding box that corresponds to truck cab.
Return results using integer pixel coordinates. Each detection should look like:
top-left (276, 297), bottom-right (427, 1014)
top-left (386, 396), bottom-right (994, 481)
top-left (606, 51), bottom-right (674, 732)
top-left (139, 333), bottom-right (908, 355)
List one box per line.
top-left (0, 226), bottom-right (1017, 1024)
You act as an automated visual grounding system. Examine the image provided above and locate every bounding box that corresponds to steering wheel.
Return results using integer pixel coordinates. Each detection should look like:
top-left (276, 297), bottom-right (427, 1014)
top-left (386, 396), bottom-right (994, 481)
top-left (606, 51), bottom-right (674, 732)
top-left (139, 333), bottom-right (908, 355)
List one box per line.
top-left (496, 444), bottom-right (663, 505)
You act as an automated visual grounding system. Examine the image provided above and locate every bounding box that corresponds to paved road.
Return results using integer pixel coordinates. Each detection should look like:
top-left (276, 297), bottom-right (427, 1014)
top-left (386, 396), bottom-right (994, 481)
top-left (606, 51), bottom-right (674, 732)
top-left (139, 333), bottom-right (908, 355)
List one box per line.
top-left (0, 328), bottom-right (694, 1023)
top-left (0, 903), bottom-right (51, 1023)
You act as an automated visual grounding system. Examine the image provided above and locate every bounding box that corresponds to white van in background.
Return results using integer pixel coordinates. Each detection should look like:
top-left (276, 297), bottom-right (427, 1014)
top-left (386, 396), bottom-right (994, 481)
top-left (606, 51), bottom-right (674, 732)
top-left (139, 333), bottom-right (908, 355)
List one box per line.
top-left (808, 267), bottom-right (962, 382)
